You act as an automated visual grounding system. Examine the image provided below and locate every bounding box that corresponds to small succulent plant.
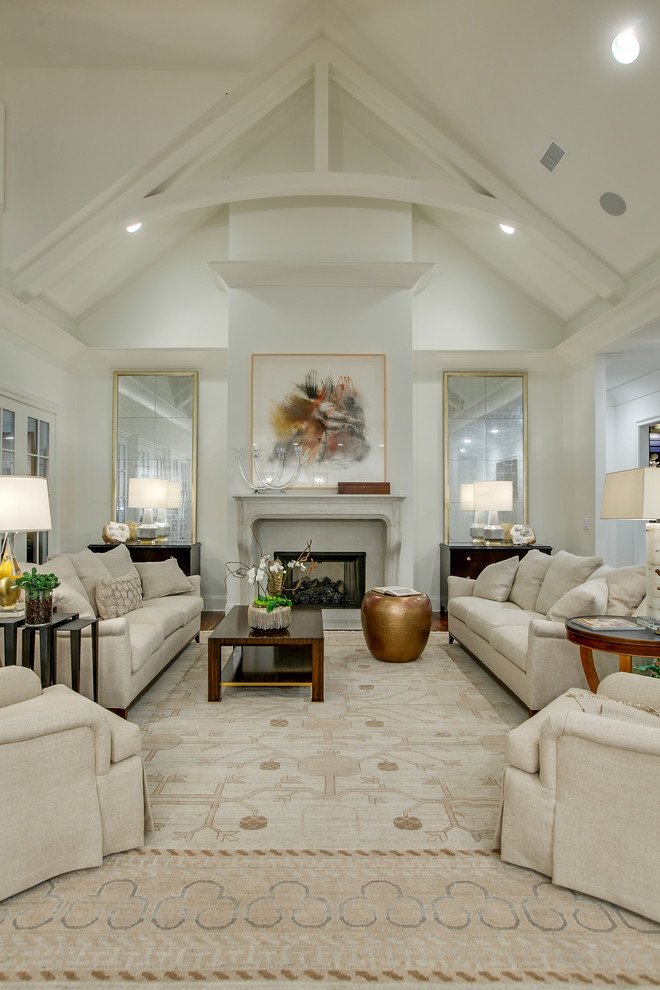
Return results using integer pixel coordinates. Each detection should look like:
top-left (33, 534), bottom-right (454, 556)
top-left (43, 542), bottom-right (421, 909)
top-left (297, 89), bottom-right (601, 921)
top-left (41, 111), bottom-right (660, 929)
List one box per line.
top-left (14, 567), bottom-right (61, 593)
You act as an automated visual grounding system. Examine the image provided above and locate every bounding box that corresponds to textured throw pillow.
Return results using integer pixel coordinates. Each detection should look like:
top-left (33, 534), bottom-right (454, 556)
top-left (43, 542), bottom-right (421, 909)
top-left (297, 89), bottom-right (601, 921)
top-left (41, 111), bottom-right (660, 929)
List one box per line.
top-left (69, 548), bottom-right (112, 617)
top-left (53, 580), bottom-right (96, 619)
top-left (95, 572), bottom-right (143, 619)
top-left (535, 550), bottom-right (604, 615)
top-left (602, 565), bottom-right (646, 615)
top-left (508, 549), bottom-right (553, 611)
top-left (134, 558), bottom-right (194, 600)
top-left (546, 578), bottom-right (608, 622)
top-left (569, 689), bottom-right (660, 729)
top-left (472, 556), bottom-right (520, 602)
top-left (99, 541), bottom-right (139, 579)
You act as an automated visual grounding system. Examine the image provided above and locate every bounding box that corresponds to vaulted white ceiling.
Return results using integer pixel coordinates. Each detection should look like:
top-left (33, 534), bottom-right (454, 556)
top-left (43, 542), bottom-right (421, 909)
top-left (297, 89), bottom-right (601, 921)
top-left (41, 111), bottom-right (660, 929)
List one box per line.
top-left (1, 0), bottom-right (659, 374)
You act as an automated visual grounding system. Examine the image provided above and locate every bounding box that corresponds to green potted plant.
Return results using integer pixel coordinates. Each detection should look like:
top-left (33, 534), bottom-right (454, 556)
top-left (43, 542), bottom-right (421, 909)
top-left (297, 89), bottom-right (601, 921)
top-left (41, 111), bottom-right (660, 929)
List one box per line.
top-left (14, 568), bottom-right (60, 625)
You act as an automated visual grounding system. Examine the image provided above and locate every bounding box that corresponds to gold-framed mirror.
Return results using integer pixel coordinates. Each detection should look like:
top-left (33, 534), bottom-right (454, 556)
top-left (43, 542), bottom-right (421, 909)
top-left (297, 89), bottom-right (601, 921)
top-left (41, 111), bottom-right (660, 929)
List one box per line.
top-left (444, 372), bottom-right (528, 543)
top-left (112, 372), bottom-right (198, 543)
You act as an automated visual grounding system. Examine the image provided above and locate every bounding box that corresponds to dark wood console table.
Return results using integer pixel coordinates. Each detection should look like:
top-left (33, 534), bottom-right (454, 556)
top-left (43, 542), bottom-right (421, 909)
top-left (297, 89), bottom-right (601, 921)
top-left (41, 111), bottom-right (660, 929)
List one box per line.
top-left (440, 542), bottom-right (552, 612)
top-left (89, 542), bottom-right (200, 576)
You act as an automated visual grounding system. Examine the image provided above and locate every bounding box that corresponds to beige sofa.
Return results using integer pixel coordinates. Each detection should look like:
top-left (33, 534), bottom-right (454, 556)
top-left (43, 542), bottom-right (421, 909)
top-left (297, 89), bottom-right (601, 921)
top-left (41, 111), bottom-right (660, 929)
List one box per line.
top-left (498, 671), bottom-right (660, 923)
top-left (0, 664), bottom-right (151, 901)
top-left (13, 543), bottom-right (203, 716)
top-left (447, 549), bottom-right (646, 713)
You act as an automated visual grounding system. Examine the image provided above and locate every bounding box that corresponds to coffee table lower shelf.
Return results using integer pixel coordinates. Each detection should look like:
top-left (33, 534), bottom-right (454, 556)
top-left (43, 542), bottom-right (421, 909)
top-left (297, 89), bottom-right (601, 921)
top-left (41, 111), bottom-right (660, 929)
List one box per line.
top-left (208, 606), bottom-right (325, 701)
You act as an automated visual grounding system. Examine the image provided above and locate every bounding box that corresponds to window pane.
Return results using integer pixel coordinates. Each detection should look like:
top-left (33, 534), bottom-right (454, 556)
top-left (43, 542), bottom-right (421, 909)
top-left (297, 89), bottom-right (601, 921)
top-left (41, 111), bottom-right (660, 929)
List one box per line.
top-left (2, 451), bottom-right (13, 475)
top-left (2, 410), bottom-right (14, 451)
top-left (39, 421), bottom-right (49, 457)
top-left (28, 455), bottom-right (38, 476)
top-left (27, 417), bottom-right (37, 456)
top-left (38, 457), bottom-right (49, 480)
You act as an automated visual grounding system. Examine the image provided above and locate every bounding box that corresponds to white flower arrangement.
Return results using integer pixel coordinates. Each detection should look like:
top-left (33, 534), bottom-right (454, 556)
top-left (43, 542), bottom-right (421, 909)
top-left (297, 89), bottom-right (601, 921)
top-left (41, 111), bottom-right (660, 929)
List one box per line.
top-left (227, 538), bottom-right (315, 612)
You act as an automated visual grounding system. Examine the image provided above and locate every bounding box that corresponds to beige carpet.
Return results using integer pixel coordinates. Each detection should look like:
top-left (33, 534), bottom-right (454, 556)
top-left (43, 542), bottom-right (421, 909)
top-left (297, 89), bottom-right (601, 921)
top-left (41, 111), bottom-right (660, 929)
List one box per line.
top-left (133, 631), bottom-right (525, 850)
top-left (3, 631), bottom-right (660, 987)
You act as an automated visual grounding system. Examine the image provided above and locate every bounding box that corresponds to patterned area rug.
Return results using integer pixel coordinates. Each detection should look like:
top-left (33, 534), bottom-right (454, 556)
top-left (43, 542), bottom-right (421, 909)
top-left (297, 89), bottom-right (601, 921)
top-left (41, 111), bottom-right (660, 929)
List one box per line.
top-left (3, 632), bottom-right (659, 987)
top-left (133, 631), bottom-right (525, 850)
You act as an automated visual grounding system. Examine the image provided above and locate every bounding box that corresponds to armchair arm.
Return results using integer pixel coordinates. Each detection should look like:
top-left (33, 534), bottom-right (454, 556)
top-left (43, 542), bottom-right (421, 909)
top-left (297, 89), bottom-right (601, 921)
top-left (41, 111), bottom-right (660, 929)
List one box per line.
top-left (0, 689), bottom-right (111, 774)
top-left (598, 671), bottom-right (660, 709)
top-left (0, 666), bottom-right (43, 708)
top-left (447, 575), bottom-right (475, 600)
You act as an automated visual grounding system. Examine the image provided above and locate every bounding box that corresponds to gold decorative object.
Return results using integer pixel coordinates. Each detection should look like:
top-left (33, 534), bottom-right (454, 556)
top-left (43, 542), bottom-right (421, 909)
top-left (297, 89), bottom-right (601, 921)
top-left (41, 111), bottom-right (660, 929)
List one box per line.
top-left (247, 604), bottom-right (291, 630)
top-left (0, 536), bottom-right (22, 610)
top-left (102, 521), bottom-right (131, 544)
top-left (127, 520), bottom-right (139, 540)
top-left (361, 590), bottom-right (432, 662)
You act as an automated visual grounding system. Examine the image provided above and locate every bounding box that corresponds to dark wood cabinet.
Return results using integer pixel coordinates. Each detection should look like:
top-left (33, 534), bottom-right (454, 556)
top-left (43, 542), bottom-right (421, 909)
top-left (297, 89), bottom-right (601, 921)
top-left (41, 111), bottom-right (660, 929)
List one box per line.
top-left (89, 542), bottom-right (201, 576)
top-left (440, 542), bottom-right (552, 612)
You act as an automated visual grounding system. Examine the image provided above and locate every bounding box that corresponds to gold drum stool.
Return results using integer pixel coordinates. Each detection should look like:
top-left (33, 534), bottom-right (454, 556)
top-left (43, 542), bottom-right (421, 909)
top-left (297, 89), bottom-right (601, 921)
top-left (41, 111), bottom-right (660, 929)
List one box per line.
top-left (361, 591), bottom-right (432, 662)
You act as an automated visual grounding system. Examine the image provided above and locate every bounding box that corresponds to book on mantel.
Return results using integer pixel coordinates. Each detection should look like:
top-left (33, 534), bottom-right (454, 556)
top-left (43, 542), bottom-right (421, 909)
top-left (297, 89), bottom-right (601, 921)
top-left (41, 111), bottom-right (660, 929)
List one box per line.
top-left (371, 586), bottom-right (420, 597)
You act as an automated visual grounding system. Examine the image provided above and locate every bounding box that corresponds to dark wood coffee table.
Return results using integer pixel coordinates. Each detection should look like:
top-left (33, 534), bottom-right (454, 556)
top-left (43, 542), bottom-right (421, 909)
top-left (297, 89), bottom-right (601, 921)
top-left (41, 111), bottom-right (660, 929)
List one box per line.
top-left (208, 606), bottom-right (325, 701)
top-left (566, 616), bottom-right (660, 692)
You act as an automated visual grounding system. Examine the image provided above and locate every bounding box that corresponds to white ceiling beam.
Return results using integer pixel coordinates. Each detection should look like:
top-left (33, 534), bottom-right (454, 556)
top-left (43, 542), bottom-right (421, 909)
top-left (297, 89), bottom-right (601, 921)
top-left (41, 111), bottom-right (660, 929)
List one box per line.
top-left (314, 57), bottom-right (330, 173)
top-left (119, 172), bottom-right (523, 225)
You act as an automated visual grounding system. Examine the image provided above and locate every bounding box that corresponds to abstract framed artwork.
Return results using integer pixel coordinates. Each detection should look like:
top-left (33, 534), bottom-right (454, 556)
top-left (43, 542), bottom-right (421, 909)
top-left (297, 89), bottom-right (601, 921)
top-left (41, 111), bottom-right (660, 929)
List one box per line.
top-left (251, 354), bottom-right (386, 488)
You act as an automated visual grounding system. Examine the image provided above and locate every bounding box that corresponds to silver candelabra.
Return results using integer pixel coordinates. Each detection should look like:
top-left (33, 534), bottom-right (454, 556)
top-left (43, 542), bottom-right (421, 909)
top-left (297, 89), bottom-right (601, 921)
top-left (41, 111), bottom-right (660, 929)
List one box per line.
top-left (235, 443), bottom-right (303, 493)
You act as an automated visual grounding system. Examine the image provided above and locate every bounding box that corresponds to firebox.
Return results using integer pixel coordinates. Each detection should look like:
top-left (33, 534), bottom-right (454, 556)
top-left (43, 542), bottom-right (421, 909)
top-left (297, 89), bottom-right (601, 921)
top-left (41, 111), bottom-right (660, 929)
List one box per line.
top-left (275, 551), bottom-right (366, 609)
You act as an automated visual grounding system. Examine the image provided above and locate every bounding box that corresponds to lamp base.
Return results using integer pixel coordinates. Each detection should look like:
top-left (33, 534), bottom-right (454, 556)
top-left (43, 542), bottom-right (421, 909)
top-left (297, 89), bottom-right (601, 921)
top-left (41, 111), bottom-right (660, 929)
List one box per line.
top-left (138, 523), bottom-right (158, 539)
top-left (482, 524), bottom-right (504, 541)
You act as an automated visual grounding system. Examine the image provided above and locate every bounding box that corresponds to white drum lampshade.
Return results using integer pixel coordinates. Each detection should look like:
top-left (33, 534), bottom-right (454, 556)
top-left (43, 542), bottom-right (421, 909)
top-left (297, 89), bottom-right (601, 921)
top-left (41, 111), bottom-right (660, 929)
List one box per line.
top-left (472, 480), bottom-right (513, 541)
top-left (128, 478), bottom-right (169, 539)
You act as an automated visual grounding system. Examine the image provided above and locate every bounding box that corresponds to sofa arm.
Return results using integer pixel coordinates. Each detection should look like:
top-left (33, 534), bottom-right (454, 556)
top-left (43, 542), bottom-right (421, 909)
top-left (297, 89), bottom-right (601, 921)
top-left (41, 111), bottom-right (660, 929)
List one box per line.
top-left (529, 618), bottom-right (568, 640)
top-left (447, 575), bottom-right (475, 600)
top-left (0, 666), bottom-right (43, 708)
top-left (96, 615), bottom-right (130, 637)
top-left (185, 574), bottom-right (201, 595)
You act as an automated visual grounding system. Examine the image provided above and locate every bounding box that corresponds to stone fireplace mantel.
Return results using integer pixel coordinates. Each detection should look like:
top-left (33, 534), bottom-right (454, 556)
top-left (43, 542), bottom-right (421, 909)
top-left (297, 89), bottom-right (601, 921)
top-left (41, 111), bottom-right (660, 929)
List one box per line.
top-left (233, 494), bottom-right (405, 603)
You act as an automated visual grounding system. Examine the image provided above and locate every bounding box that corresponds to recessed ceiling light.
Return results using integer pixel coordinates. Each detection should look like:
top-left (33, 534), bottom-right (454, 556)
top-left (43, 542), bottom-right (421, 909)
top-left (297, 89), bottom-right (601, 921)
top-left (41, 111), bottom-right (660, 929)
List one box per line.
top-left (600, 192), bottom-right (627, 216)
top-left (126, 222), bottom-right (142, 233)
top-left (612, 30), bottom-right (640, 64)
top-left (499, 223), bottom-right (515, 235)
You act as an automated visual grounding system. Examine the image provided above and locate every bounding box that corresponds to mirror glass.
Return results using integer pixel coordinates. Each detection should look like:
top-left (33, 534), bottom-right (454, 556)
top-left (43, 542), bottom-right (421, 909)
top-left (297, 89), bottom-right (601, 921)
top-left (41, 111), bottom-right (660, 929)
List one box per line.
top-left (113, 372), bottom-right (198, 542)
top-left (444, 372), bottom-right (527, 542)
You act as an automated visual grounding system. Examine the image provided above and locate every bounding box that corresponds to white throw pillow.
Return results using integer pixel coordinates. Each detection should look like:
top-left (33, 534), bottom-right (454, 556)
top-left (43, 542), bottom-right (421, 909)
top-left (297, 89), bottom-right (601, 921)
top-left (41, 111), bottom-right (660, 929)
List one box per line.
top-left (53, 580), bottom-right (96, 619)
top-left (508, 549), bottom-right (552, 611)
top-left (95, 572), bottom-right (143, 619)
top-left (602, 565), bottom-right (647, 615)
top-left (535, 550), bottom-right (604, 615)
top-left (546, 578), bottom-right (608, 622)
top-left (69, 548), bottom-right (112, 617)
top-left (472, 556), bottom-right (519, 602)
top-left (41, 554), bottom-right (90, 605)
top-left (99, 542), bottom-right (139, 579)
top-left (134, 558), bottom-right (194, 600)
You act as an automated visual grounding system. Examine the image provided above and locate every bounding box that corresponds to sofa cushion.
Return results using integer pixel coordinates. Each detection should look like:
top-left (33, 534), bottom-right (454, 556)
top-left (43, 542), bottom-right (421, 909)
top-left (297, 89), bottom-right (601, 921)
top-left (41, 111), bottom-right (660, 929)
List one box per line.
top-left (508, 549), bottom-right (553, 611)
top-left (127, 603), bottom-right (184, 638)
top-left (69, 548), bottom-right (112, 617)
top-left (601, 565), bottom-right (647, 615)
top-left (124, 617), bottom-right (165, 673)
top-left (467, 601), bottom-right (533, 642)
top-left (489, 625), bottom-right (529, 672)
top-left (535, 550), bottom-right (604, 615)
top-left (546, 578), bottom-right (609, 622)
top-left (99, 542), bottom-right (139, 579)
top-left (448, 596), bottom-right (481, 624)
top-left (95, 572), bottom-right (143, 620)
top-left (134, 559), bottom-right (194, 600)
top-left (141, 595), bottom-right (203, 625)
top-left (472, 556), bottom-right (519, 601)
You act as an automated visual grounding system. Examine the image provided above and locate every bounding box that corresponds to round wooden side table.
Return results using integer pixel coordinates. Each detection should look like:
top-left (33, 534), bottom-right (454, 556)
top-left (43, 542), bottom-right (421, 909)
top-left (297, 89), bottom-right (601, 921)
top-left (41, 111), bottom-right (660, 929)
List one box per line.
top-left (361, 590), bottom-right (432, 662)
top-left (565, 616), bottom-right (660, 692)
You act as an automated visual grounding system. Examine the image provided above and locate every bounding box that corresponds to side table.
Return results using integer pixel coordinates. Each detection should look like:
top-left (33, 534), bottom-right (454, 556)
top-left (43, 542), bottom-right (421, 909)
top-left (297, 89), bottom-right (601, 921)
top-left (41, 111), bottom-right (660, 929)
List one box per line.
top-left (565, 616), bottom-right (660, 692)
top-left (21, 612), bottom-right (78, 688)
top-left (59, 617), bottom-right (99, 701)
top-left (0, 613), bottom-right (26, 665)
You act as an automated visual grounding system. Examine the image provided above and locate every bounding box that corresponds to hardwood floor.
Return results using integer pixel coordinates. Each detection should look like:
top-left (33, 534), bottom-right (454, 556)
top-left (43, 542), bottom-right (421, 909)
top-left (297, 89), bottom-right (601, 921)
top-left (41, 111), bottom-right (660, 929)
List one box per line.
top-left (201, 611), bottom-right (448, 632)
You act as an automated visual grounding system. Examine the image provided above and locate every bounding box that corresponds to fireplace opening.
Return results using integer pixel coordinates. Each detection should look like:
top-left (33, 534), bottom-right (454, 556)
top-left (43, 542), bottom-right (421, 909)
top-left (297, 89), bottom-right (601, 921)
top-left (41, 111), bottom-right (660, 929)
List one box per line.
top-left (275, 551), bottom-right (366, 608)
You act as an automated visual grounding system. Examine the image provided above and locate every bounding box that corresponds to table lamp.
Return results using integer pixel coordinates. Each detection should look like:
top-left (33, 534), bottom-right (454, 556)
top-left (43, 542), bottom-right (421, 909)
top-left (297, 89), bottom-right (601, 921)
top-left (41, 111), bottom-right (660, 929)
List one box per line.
top-left (153, 481), bottom-right (183, 539)
top-left (601, 467), bottom-right (660, 623)
top-left (128, 478), bottom-right (169, 540)
top-left (472, 480), bottom-right (513, 541)
top-left (0, 476), bottom-right (52, 611)
top-left (460, 483), bottom-right (488, 542)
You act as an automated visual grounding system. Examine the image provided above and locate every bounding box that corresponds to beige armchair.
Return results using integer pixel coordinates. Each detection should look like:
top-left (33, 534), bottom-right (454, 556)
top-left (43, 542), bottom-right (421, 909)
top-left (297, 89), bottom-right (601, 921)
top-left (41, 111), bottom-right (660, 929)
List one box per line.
top-left (498, 671), bottom-right (660, 922)
top-left (0, 665), bottom-right (151, 902)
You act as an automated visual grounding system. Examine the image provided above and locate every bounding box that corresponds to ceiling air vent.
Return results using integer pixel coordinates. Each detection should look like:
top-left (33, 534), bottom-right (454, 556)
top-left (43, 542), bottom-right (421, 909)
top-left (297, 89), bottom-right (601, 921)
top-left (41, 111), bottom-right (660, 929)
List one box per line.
top-left (540, 141), bottom-right (566, 173)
